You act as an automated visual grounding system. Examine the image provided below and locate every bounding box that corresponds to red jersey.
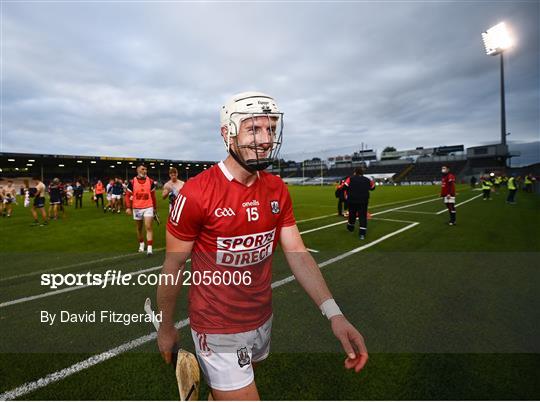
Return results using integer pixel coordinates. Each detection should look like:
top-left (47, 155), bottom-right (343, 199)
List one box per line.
top-left (441, 173), bottom-right (456, 197)
top-left (167, 161), bottom-right (296, 334)
top-left (125, 177), bottom-right (156, 209)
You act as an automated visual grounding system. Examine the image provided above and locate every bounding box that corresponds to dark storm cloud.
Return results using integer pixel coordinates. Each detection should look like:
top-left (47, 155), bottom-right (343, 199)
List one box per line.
top-left (2, 2), bottom-right (538, 164)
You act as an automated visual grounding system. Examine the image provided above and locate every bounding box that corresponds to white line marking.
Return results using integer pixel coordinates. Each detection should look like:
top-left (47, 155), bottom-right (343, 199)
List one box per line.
top-left (306, 248), bottom-right (319, 253)
top-left (371, 197), bottom-right (440, 215)
top-left (436, 194), bottom-right (482, 214)
top-left (2, 221), bottom-right (344, 307)
top-left (1, 195), bottom-right (442, 307)
top-left (296, 213), bottom-right (336, 223)
top-left (0, 248), bottom-right (166, 282)
top-left (393, 210), bottom-right (438, 215)
top-left (0, 221), bottom-right (419, 401)
top-left (1, 193), bottom-right (439, 282)
top-left (0, 318), bottom-right (190, 401)
top-left (272, 222), bottom-right (419, 288)
top-left (371, 217), bottom-right (418, 224)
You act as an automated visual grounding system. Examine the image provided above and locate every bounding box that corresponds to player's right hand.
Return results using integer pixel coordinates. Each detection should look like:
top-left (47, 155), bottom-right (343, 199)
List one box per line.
top-left (125, 208), bottom-right (131, 215)
top-left (157, 324), bottom-right (179, 364)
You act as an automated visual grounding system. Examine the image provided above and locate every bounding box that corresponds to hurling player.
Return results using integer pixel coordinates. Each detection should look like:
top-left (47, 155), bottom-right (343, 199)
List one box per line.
top-left (441, 165), bottom-right (456, 225)
top-left (162, 167), bottom-right (185, 213)
top-left (125, 164), bottom-right (157, 255)
top-left (157, 92), bottom-right (368, 400)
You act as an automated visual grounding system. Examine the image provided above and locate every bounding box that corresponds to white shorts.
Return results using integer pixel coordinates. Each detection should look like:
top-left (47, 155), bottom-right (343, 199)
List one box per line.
top-left (443, 195), bottom-right (456, 204)
top-left (132, 207), bottom-right (154, 220)
top-left (112, 194), bottom-right (122, 200)
top-left (106, 194), bottom-right (113, 201)
top-left (191, 315), bottom-right (272, 392)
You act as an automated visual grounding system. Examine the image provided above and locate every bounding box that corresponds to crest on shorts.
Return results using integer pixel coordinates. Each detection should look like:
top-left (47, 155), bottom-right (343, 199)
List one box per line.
top-left (237, 347), bottom-right (250, 368)
top-left (270, 200), bottom-right (280, 214)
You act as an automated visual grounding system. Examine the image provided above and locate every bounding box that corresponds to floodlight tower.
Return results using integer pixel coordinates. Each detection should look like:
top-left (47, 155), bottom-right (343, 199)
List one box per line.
top-left (481, 22), bottom-right (514, 146)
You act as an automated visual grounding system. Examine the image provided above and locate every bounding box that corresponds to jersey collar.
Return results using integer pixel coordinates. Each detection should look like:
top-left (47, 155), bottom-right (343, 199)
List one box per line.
top-left (218, 160), bottom-right (260, 184)
top-left (218, 161), bottom-right (234, 181)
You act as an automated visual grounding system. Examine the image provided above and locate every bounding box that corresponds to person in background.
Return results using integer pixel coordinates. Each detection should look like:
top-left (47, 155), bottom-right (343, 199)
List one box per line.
top-left (30, 177), bottom-right (48, 226)
top-left (125, 164), bottom-right (157, 255)
top-left (343, 167), bottom-right (375, 239)
top-left (162, 167), bottom-right (185, 214)
top-left (506, 174), bottom-right (518, 204)
top-left (93, 179), bottom-right (105, 209)
top-left (2, 180), bottom-right (17, 217)
top-left (335, 178), bottom-right (348, 217)
top-left (74, 181), bottom-right (84, 209)
top-left (440, 166), bottom-right (457, 226)
top-left (481, 175), bottom-right (493, 200)
top-left (48, 178), bottom-right (62, 220)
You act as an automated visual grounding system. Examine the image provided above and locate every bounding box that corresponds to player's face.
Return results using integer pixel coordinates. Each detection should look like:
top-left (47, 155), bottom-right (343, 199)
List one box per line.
top-left (137, 166), bottom-right (147, 178)
top-left (170, 172), bottom-right (177, 181)
top-left (235, 116), bottom-right (278, 161)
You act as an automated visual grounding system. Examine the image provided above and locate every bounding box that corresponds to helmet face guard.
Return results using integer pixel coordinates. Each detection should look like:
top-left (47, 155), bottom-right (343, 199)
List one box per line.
top-left (221, 92), bottom-right (283, 173)
top-left (226, 112), bottom-right (283, 172)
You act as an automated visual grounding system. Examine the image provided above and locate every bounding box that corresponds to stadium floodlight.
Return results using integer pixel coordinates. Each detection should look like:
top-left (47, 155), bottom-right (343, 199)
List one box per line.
top-left (26, 163), bottom-right (33, 166)
top-left (117, 161), bottom-right (122, 164)
top-left (110, 165), bottom-right (115, 168)
top-left (28, 159), bottom-right (35, 162)
top-left (58, 164), bottom-right (64, 167)
top-left (91, 161), bottom-right (97, 164)
top-left (482, 22), bottom-right (513, 55)
top-left (77, 160), bottom-right (83, 163)
top-left (481, 22), bottom-right (514, 148)
top-left (8, 159), bottom-right (15, 162)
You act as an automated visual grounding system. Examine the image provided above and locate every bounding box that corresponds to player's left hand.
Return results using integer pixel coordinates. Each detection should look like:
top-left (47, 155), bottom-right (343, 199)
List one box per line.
top-left (330, 315), bottom-right (368, 373)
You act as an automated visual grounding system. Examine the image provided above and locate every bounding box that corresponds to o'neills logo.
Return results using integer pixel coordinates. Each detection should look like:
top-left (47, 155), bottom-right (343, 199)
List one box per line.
top-left (242, 199), bottom-right (260, 207)
top-left (216, 229), bottom-right (275, 267)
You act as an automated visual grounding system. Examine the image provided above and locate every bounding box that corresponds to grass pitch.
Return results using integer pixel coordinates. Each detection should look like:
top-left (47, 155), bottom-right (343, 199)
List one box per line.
top-left (0, 184), bottom-right (539, 400)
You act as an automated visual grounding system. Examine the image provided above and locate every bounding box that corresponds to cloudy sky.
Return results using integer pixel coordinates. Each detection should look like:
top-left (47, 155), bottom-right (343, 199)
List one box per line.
top-left (2, 1), bottom-right (539, 165)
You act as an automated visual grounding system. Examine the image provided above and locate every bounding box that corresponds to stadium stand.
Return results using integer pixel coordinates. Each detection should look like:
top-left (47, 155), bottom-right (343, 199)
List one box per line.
top-left (0, 152), bottom-right (215, 186)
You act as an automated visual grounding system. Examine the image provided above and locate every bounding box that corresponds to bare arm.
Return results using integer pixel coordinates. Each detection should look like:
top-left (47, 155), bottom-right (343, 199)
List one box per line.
top-left (162, 183), bottom-right (170, 200)
top-left (280, 225), bottom-right (368, 372)
top-left (156, 231), bottom-right (194, 363)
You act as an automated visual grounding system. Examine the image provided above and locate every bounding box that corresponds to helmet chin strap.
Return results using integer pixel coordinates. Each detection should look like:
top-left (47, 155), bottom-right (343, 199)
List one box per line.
top-left (229, 148), bottom-right (272, 173)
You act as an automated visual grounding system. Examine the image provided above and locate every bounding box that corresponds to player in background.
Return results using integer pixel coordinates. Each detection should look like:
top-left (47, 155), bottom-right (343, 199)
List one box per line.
top-left (93, 179), bottom-right (105, 209)
top-left (74, 181), bottom-right (84, 208)
top-left (48, 178), bottom-right (62, 220)
top-left (162, 167), bottom-right (184, 213)
top-left (125, 164), bottom-right (157, 255)
top-left (2, 180), bottom-right (17, 217)
top-left (105, 178), bottom-right (114, 212)
top-left (0, 185), bottom-right (4, 217)
top-left (111, 177), bottom-right (124, 213)
top-left (66, 182), bottom-right (74, 206)
top-left (158, 92), bottom-right (368, 401)
top-left (441, 166), bottom-right (456, 225)
top-left (30, 177), bottom-right (48, 226)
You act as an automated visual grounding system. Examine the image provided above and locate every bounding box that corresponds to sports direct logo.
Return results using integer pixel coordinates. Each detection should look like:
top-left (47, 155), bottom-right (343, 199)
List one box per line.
top-left (216, 229), bottom-right (275, 267)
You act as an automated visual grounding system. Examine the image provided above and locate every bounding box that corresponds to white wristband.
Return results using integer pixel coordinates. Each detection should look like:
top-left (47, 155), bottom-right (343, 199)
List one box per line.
top-left (319, 298), bottom-right (343, 319)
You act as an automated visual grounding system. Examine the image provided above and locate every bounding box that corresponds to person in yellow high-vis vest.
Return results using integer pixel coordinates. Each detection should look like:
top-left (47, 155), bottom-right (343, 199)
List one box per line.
top-left (481, 176), bottom-right (493, 200)
top-left (524, 174), bottom-right (535, 193)
top-left (506, 175), bottom-right (518, 204)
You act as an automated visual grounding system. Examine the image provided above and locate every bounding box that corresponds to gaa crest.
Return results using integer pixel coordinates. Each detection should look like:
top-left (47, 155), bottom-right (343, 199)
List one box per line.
top-left (237, 347), bottom-right (250, 368)
top-left (270, 200), bottom-right (280, 214)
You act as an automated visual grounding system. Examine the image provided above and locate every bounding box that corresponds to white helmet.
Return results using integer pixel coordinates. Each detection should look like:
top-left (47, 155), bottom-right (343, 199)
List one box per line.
top-left (220, 91), bottom-right (283, 172)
